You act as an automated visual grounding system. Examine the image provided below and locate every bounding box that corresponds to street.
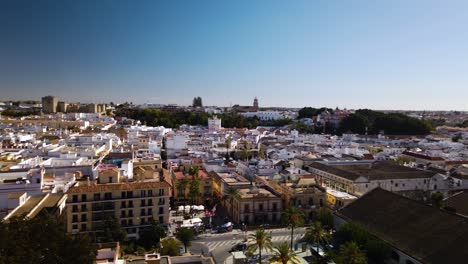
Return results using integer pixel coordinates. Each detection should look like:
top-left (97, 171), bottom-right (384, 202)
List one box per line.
top-left (190, 227), bottom-right (308, 264)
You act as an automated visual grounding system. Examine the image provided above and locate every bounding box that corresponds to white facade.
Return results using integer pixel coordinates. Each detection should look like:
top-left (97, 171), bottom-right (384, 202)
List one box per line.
top-left (208, 117), bottom-right (222, 132)
top-left (240, 111), bottom-right (286, 121)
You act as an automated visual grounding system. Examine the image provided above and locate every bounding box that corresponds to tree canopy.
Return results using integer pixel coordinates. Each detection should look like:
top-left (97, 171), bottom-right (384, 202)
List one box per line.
top-left (339, 109), bottom-right (432, 135)
top-left (0, 215), bottom-right (96, 264)
top-left (192, 97), bottom-right (203, 107)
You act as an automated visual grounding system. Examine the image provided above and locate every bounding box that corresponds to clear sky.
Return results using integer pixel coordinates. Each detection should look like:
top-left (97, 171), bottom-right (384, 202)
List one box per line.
top-left (1, 0), bottom-right (467, 110)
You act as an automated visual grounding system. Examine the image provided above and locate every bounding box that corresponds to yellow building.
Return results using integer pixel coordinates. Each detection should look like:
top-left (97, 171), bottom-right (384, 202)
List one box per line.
top-left (65, 175), bottom-right (171, 237)
top-left (233, 185), bottom-right (283, 225)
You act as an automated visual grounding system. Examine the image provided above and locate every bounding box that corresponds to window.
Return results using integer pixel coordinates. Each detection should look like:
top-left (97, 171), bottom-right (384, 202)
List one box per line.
top-left (141, 200), bottom-right (146, 207)
top-left (81, 204), bottom-right (87, 211)
top-left (81, 224), bottom-right (87, 231)
top-left (121, 220), bottom-right (127, 226)
top-left (81, 194), bottom-right (86, 202)
top-left (122, 211), bottom-right (126, 217)
top-left (259, 203), bottom-right (264, 211)
top-left (148, 199), bottom-right (153, 206)
top-left (109, 177), bottom-right (113, 183)
top-left (72, 224), bottom-right (78, 230)
top-left (72, 215), bottom-right (78, 222)
top-left (159, 207), bottom-right (164, 214)
top-left (158, 198), bottom-right (165, 205)
top-left (128, 219), bottom-right (133, 226)
top-left (127, 191), bottom-right (133, 198)
top-left (72, 195), bottom-right (78, 203)
top-left (159, 189), bottom-right (165, 196)
top-left (141, 190), bottom-right (146, 197)
top-left (81, 214), bottom-right (87, 222)
top-left (272, 203), bottom-right (277, 212)
top-left (121, 201), bottom-right (126, 208)
top-left (128, 210), bottom-right (133, 217)
top-left (148, 190), bottom-right (153, 196)
top-left (395, 183), bottom-right (399, 187)
top-left (104, 192), bottom-right (112, 200)
top-left (128, 201), bottom-right (134, 208)
top-left (308, 198), bottom-right (314, 206)
top-left (141, 209), bottom-right (146, 216)
top-left (72, 205), bottom-right (78, 213)
top-left (244, 204), bottom-right (250, 213)
top-left (94, 193), bottom-right (100, 201)
top-left (272, 214), bottom-right (277, 222)
top-left (159, 216), bottom-right (164, 223)
top-left (122, 192), bottom-right (127, 199)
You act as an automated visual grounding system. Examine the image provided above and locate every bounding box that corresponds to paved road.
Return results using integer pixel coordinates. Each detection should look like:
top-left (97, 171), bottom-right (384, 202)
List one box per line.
top-left (191, 227), bottom-right (308, 264)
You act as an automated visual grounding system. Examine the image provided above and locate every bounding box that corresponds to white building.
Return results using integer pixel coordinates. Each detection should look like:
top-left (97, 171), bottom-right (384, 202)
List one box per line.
top-left (208, 116), bottom-right (222, 132)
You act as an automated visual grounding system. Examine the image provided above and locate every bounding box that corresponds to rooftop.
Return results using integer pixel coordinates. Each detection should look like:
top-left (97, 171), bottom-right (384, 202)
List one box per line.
top-left (337, 188), bottom-right (468, 264)
top-left (309, 161), bottom-right (435, 181)
top-left (67, 181), bottom-right (171, 193)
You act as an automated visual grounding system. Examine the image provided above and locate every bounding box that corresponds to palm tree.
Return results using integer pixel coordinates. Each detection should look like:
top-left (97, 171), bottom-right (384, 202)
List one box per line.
top-left (177, 178), bottom-right (190, 204)
top-left (223, 187), bottom-right (240, 222)
top-left (305, 221), bottom-right (331, 255)
top-left (335, 241), bottom-right (367, 264)
top-left (282, 206), bottom-right (305, 249)
top-left (188, 166), bottom-right (199, 178)
top-left (247, 228), bottom-right (272, 264)
top-left (189, 175), bottom-right (201, 205)
top-left (270, 243), bottom-right (301, 264)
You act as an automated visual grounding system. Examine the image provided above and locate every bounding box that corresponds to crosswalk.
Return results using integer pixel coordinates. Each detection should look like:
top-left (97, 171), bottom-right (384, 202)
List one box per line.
top-left (200, 234), bottom-right (304, 252)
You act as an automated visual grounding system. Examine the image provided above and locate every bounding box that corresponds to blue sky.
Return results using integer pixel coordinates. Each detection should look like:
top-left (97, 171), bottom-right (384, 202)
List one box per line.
top-left (0, 0), bottom-right (467, 110)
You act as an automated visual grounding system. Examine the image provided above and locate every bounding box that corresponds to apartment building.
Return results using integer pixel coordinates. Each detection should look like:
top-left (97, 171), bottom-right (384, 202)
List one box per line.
top-left (232, 185), bottom-right (283, 225)
top-left (65, 175), bottom-right (171, 238)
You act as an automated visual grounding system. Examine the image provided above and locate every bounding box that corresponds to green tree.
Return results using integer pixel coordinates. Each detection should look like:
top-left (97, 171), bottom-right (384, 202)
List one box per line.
top-left (317, 207), bottom-right (334, 230)
top-left (431, 192), bottom-right (444, 208)
top-left (334, 222), bottom-right (390, 264)
top-left (223, 187), bottom-right (241, 222)
top-left (189, 175), bottom-right (201, 205)
top-left (338, 114), bottom-right (369, 134)
top-left (160, 238), bottom-right (182, 256)
top-left (247, 228), bottom-right (272, 264)
top-left (334, 242), bottom-right (367, 264)
top-left (282, 206), bottom-right (305, 249)
top-left (100, 216), bottom-right (128, 243)
top-left (177, 177), bottom-right (190, 204)
top-left (269, 243), bottom-right (300, 264)
top-left (176, 227), bottom-right (194, 253)
top-left (192, 97), bottom-right (203, 107)
top-left (0, 214), bottom-right (96, 264)
top-left (394, 155), bottom-right (411, 165)
top-left (138, 220), bottom-right (167, 250)
top-left (305, 222), bottom-right (331, 254)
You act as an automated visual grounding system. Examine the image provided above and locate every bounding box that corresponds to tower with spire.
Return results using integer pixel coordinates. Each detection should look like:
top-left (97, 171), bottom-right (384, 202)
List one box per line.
top-left (253, 97), bottom-right (259, 111)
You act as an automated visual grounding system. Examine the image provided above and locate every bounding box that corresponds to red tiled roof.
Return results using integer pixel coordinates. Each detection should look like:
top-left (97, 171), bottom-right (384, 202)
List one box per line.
top-left (67, 181), bottom-right (171, 193)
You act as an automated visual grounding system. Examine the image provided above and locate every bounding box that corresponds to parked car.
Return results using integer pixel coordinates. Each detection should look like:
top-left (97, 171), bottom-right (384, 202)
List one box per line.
top-left (229, 243), bottom-right (247, 253)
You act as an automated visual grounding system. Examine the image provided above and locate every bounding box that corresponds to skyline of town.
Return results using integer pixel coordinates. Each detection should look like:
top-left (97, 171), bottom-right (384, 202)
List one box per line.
top-left (2, 1), bottom-right (468, 110)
